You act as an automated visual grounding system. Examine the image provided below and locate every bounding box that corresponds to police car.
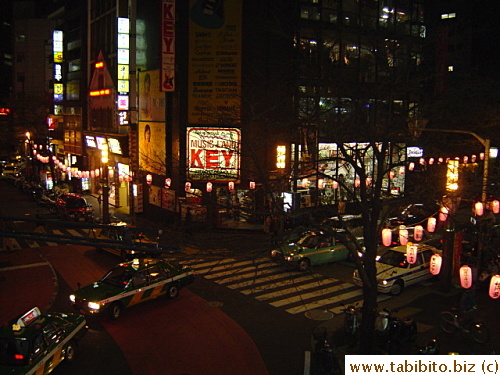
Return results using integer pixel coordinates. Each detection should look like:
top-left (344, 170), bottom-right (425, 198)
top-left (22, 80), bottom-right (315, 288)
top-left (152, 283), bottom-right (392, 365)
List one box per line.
top-left (69, 258), bottom-right (195, 320)
top-left (353, 243), bottom-right (441, 295)
top-left (0, 307), bottom-right (87, 375)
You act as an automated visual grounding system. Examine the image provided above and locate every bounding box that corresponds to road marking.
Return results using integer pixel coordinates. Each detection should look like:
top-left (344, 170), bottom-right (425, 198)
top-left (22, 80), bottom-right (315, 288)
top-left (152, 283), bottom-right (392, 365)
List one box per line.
top-left (235, 274), bottom-right (316, 294)
top-left (0, 262), bottom-right (48, 271)
top-left (185, 256), bottom-right (391, 316)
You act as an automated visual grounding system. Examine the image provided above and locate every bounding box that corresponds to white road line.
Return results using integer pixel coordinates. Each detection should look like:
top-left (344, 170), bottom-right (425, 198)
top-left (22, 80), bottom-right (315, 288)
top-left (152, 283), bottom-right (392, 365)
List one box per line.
top-left (285, 288), bottom-right (364, 314)
top-left (0, 262), bottom-right (48, 272)
top-left (255, 279), bottom-right (341, 301)
top-left (273, 282), bottom-right (357, 309)
top-left (235, 274), bottom-right (316, 294)
top-left (181, 258), bottom-right (237, 271)
top-left (205, 266), bottom-right (270, 284)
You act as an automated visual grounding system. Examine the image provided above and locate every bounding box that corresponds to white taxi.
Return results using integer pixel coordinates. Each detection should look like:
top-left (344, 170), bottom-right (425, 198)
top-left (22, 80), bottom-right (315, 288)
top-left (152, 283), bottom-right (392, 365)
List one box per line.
top-left (353, 244), bottom-right (441, 295)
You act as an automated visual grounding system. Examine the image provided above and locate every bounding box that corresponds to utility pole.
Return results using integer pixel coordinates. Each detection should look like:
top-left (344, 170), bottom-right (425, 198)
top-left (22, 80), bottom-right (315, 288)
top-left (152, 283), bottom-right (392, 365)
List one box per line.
top-left (101, 146), bottom-right (110, 224)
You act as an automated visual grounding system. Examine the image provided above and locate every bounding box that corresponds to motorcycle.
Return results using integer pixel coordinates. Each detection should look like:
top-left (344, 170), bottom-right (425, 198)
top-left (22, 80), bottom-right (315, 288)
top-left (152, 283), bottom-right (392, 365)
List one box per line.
top-left (375, 308), bottom-right (418, 354)
top-left (312, 327), bottom-right (338, 375)
top-left (342, 303), bottom-right (360, 347)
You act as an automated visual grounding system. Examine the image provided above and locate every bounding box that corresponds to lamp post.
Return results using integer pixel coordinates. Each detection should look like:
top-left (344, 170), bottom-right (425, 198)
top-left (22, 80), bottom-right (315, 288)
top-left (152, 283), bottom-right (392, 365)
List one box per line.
top-left (101, 146), bottom-right (110, 224)
top-left (414, 128), bottom-right (490, 202)
top-left (415, 127), bottom-right (492, 281)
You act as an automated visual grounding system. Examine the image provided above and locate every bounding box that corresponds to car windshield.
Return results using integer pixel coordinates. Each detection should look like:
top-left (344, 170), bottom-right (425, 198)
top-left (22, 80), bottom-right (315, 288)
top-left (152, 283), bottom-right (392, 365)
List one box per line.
top-left (101, 267), bottom-right (134, 288)
top-left (0, 337), bottom-right (30, 366)
top-left (378, 250), bottom-right (408, 268)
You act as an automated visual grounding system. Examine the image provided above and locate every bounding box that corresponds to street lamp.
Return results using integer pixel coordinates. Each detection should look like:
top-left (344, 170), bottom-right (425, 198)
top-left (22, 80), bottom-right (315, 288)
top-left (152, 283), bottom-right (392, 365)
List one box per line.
top-left (414, 128), bottom-right (490, 202)
top-left (101, 146), bottom-right (110, 224)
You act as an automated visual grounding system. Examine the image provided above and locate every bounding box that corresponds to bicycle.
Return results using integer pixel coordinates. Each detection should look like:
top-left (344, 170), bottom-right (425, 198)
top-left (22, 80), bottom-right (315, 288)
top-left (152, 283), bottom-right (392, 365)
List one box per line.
top-left (439, 308), bottom-right (489, 344)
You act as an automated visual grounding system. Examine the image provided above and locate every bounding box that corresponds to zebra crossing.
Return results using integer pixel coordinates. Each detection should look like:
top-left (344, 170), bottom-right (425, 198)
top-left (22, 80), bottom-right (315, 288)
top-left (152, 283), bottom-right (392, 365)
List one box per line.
top-left (180, 257), bottom-right (391, 316)
top-left (2, 228), bottom-right (91, 250)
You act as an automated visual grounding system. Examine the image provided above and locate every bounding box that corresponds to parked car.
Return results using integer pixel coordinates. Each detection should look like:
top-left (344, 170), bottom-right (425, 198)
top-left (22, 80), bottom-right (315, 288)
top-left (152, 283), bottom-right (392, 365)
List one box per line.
top-left (56, 193), bottom-right (94, 222)
top-left (69, 258), bottom-right (195, 319)
top-left (353, 243), bottom-right (441, 295)
top-left (0, 307), bottom-right (87, 374)
top-left (90, 222), bottom-right (159, 260)
top-left (271, 228), bottom-right (362, 271)
top-left (1, 165), bottom-right (20, 178)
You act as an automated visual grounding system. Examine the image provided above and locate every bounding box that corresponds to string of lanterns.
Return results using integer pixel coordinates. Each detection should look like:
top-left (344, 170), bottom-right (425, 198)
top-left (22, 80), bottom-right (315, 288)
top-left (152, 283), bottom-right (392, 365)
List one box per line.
top-left (381, 200), bottom-right (500, 299)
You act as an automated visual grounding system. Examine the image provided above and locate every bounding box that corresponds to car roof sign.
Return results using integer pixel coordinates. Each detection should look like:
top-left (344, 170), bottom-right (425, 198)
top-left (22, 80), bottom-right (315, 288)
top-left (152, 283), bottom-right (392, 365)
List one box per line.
top-left (13, 307), bottom-right (41, 330)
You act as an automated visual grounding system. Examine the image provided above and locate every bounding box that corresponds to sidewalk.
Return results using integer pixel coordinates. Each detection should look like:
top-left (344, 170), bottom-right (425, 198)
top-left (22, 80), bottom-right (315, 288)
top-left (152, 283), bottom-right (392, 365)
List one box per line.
top-left (316, 284), bottom-right (499, 363)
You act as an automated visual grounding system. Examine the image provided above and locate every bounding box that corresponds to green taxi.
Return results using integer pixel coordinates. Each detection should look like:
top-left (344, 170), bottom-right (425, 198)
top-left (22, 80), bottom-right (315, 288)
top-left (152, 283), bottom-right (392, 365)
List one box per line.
top-left (0, 307), bottom-right (87, 375)
top-left (271, 229), bottom-right (360, 271)
top-left (69, 258), bottom-right (195, 320)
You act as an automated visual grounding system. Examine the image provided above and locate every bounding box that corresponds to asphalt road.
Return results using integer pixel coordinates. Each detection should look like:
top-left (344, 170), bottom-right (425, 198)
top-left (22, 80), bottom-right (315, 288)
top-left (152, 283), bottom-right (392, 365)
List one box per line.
top-left (2, 177), bottom-right (499, 375)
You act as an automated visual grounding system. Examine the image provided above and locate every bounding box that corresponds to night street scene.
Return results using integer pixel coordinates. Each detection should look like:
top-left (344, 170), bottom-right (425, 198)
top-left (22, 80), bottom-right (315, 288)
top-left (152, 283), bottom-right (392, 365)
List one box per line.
top-left (0, 1), bottom-right (499, 374)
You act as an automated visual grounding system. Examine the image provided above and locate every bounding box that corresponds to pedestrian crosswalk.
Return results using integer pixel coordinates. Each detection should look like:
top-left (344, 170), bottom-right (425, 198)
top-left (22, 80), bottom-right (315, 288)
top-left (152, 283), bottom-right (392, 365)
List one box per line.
top-left (1, 228), bottom-right (91, 250)
top-left (180, 257), bottom-right (391, 316)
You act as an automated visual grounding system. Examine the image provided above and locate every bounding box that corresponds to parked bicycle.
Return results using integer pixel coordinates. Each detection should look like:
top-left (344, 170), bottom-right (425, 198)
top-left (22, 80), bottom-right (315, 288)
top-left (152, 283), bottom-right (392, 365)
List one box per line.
top-left (439, 308), bottom-right (489, 344)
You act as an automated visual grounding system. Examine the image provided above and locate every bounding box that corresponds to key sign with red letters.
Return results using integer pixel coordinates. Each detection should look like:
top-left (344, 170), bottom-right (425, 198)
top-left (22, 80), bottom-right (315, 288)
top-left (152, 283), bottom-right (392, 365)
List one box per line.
top-left (187, 127), bottom-right (241, 182)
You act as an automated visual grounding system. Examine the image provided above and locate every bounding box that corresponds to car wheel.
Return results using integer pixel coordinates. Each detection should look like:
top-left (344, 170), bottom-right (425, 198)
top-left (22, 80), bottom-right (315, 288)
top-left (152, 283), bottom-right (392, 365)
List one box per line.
top-left (298, 258), bottom-right (311, 271)
top-left (167, 284), bottom-right (180, 299)
top-left (390, 280), bottom-right (404, 296)
top-left (64, 341), bottom-right (76, 362)
top-left (110, 302), bottom-right (122, 320)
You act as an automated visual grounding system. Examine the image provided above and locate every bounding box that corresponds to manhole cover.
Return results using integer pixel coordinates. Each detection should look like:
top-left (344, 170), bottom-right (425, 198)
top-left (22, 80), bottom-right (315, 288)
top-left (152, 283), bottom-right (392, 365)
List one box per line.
top-left (206, 301), bottom-right (223, 308)
top-left (305, 309), bottom-right (334, 321)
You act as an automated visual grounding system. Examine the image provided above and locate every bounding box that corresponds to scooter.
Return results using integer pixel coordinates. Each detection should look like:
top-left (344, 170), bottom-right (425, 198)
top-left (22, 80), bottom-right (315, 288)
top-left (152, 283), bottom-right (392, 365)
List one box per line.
top-left (375, 308), bottom-right (418, 354)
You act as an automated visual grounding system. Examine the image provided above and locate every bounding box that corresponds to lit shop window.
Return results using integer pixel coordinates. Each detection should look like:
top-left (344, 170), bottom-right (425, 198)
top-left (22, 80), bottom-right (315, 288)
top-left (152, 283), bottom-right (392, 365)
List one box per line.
top-left (441, 13), bottom-right (456, 19)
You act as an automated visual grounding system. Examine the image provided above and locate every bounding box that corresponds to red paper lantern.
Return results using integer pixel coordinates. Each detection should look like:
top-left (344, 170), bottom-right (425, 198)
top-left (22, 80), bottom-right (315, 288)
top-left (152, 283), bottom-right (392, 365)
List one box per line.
top-left (206, 182), bottom-right (213, 193)
top-left (228, 181), bottom-right (235, 191)
top-left (165, 178), bottom-right (171, 189)
top-left (460, 265), bottom-right (473, 289)
top-left (408, 162), bottom-right (415, 171)
top-left (389, 170), bottom-right (395, 179)
top-left (249, 181), bottom-right (255, 190)
top-left (474, 202), bottom-right (484, 216)
top-left (354, 178), bottom-right (360, 187)
top-left (146, 174), bottom-right (152, 185)
top-left (439, 206), bottom-right (449, 222)
top-left (406, 244), bottom-right (417, 264)
top-left (399, 226), bottom-right (409, 245)
top-left (382, 228), bottom-right (392, 247)
top-left (489, 275), bottom-right (500, 299)
top-left (332, 181), bottom-right (338, 189)
top-left (414, 225), bottom-right (424, 241)
top-left (429, 254), bottom-right (442, 275)
top-left (184, 181), bottom-right (191, 192)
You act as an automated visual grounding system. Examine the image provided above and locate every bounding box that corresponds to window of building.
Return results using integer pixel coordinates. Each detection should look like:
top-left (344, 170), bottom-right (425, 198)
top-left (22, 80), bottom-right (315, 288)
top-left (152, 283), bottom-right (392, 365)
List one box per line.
top-left (16, 53), bottom-right (24, 63)
top-left (441, 13), bottom-right (456, 19)
top-left (301, 6), bottom-right (321, 21)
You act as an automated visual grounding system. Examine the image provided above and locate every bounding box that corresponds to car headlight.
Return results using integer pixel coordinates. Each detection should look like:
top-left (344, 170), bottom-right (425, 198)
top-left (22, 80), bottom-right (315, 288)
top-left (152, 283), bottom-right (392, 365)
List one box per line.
top-left (69, 294), bottom-right (75, 303)
top-left (285, 256), bottom-right (294, 261)
top-left (271, 250), bottom-right (279, 257)
top-left (88, 302), bottom-right (100, 310)
top-left (380, 280), bottom-right (388, 285)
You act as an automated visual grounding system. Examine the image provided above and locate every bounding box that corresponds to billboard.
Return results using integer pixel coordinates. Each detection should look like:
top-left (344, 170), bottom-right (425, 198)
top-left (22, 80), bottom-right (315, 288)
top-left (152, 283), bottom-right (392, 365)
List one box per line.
top-left (188, 0), bottom-right (241, 124)
top-left (138, 70), bottom-right (166, 175)
top-left (187, 127), bottom-right (240, 182)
